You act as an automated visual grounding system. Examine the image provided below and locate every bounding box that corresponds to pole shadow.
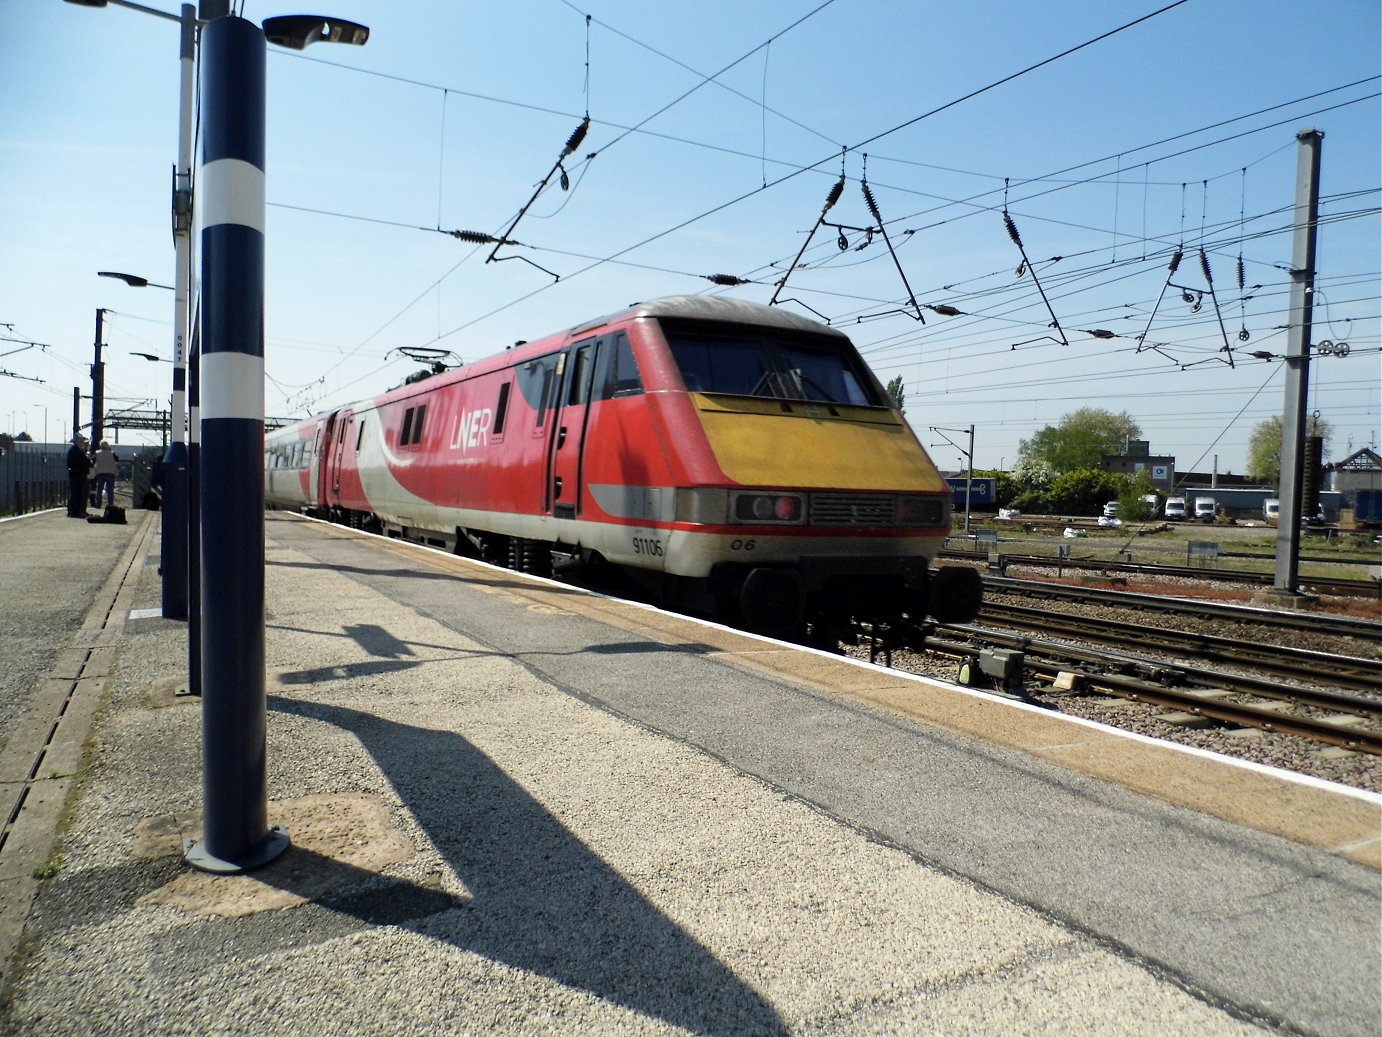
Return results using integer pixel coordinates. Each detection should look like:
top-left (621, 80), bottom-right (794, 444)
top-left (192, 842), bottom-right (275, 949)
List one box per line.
top-left (267, 694), bottom-right (786, 1035)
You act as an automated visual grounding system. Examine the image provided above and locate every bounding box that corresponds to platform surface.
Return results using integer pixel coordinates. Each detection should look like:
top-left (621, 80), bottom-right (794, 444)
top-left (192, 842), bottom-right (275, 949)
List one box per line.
top-left (1, 509), bottom-right (1378, 1037)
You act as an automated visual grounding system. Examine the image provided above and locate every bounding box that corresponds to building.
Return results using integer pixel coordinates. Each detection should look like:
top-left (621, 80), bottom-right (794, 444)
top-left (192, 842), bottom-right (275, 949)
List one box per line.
top-left (1102, 440), bottom-right (1175, 492)
top-left (1327, 447), bottom-right (1382, 503)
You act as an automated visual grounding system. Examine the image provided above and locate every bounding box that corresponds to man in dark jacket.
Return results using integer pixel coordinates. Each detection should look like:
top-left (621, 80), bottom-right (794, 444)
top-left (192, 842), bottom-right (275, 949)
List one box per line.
top-left (66, 434), bottom-right (92, 517)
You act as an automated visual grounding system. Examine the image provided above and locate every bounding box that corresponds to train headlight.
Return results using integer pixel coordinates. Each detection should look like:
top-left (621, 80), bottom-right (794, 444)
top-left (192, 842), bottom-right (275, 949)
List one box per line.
top-left (733, 492), bottom-right (806, 524)
top-left (774, 495), bottom-right (802, 521)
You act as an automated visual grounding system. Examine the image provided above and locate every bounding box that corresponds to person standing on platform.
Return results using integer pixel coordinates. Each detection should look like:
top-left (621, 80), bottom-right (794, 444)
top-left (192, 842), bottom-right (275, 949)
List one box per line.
top-left (66, 434), bottom-right (92, 518)
top-left (91, 440), bottom-right (118, 508)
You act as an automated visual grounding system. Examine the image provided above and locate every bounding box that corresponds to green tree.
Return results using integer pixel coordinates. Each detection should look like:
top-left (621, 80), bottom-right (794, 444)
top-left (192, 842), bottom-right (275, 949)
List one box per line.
top-left (1016, 408), bottom-right (1141, 474)
top-left (885, 375), bottom-right (906, 413)
top-left (1247, 415), bottom-right (1332, 487)
top-left (1046, 467), bottom-right (1124, 516)
top-left (1117, 469), bottom-right (1158, 521)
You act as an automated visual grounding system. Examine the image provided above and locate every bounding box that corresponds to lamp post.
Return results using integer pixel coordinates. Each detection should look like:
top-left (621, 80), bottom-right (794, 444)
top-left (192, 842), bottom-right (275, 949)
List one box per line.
top-left (90, 308), bottom-right (107, 446)
top-left (99, 268), bottom-right (187, 616)
top-left (68, 0), bottom-right (198, 619)
top-left (32, 404), bottom-right (48, 445)
top-left (130, 350), bottom-right (173, 446)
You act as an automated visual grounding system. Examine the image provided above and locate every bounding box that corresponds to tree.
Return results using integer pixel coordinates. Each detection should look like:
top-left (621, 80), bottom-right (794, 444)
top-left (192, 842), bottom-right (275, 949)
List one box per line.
top-left (1016, 408), bottom-right (1140, 473)
top-left (1008, 457), bottom-right (1056, 513)
top-left (1046, 467), bottom-right (1123, 516)
top-left (1117, 468), bottom-right (1158, 521)
top-left (1247, 415), bottom-right (1332, 487)
top-left (885, 375), bottom-right (906, 413)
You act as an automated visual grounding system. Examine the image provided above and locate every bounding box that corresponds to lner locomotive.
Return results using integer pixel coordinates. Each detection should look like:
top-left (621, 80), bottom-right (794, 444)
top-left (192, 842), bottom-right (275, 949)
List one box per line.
top-left (265, 296), bottom-right (981, 636)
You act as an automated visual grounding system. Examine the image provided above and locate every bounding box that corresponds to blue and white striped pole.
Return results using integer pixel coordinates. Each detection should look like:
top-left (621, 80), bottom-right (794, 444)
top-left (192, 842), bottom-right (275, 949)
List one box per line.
top-left (184, 13), bottom-right (287, 873)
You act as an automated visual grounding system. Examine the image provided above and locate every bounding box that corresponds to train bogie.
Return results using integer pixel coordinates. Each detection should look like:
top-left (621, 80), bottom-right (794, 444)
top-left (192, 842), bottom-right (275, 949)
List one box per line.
top-left (265, 296), bottom-right (982, 635)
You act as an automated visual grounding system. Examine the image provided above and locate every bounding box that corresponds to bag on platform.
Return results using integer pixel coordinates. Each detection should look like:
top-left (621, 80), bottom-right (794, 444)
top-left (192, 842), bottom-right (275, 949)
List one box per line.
top-left (87, 505), bottom-right (127, 525)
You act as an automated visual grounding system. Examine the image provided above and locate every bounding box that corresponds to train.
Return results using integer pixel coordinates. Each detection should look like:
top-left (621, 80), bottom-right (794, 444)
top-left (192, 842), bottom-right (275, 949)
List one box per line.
top-left (264, 296), bottom-right (982, 637)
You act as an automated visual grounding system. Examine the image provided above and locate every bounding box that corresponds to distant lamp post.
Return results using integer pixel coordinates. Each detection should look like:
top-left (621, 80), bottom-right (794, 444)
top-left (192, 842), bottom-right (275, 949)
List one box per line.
top-left (99, 270), bottom-right (174, 290)
top-left (68, 0), bottom-right (199, 624)
top-left (99, 265), bottom-right (187, 616)
top-left (32, 403), bottom-right (48, 445)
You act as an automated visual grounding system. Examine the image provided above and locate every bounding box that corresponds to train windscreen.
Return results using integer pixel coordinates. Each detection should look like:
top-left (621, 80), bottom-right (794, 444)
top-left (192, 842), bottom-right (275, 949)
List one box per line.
top-left (661, 322), bottom-right (882, 406)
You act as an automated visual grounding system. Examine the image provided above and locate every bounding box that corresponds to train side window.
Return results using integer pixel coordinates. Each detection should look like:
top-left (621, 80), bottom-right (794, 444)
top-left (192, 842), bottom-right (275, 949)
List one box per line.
top-left (595, 332), bottom-right (643, 400)
top-left (517, 353), bottom-right (561, 430)
top-left (493, 381), bottom-right (511, 436)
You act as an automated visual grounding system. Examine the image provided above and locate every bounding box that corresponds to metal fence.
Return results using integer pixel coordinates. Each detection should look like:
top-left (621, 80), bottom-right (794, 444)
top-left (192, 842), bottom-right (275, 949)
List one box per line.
top-left (0, 444), bottom-right (69, 517)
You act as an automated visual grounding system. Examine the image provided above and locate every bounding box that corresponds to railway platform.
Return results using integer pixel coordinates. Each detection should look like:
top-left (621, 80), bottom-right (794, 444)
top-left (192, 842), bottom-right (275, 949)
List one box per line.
top-left (1, 508), bottom-right (1378, 1036)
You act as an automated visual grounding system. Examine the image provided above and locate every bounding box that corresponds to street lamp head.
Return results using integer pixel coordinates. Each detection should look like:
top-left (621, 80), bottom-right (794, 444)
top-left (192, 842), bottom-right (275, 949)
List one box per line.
top-left (99, 271), bottom-right (175, 290)
top-left (130, 352), bottom-right (167, 362)
top-left (99, 270), bottom-right (149, 287)
top-left (262, 15), bottom-right (368, 50)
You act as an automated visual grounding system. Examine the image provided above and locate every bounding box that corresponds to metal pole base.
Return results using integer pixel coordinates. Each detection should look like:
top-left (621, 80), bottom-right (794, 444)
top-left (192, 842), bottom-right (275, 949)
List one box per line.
top-left (183, 826), bottom-right (290, 874)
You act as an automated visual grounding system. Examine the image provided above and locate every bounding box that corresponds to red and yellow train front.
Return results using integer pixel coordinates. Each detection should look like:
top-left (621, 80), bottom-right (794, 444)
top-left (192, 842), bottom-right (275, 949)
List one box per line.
top-left (595, 302), bottom-right (959, 629)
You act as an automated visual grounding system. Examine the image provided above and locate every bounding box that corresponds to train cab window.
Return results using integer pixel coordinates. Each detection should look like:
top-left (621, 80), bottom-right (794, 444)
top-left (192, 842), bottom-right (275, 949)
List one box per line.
top-left (662, 320), bottom-right (881, 406)
top-left (593, 332), bottom-right (642, 400)
top-left (412, 404), bottom-right (427, 444)
top-left (401, 408), bottom-right (414, 446)
top-left (355, 420), bottom-right (366, 451)
top-left (493, 381), bottom-right (511, 436)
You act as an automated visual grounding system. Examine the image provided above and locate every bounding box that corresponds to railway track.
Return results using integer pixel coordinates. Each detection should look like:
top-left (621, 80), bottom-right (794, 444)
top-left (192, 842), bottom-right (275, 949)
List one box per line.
top-left (976, 600), bottom-right (1382, 694)
top-left (884, 622), bottom-right (1382, 755)
top-left (982, 575), bottom-right (1382, 640)
top-left (940, 547), bottom-right (1382, 598)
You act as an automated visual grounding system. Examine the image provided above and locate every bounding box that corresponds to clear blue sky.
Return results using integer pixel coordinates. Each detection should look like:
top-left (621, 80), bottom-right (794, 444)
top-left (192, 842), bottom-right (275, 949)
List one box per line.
top-left (3, 0), bottom-right (1378, 476)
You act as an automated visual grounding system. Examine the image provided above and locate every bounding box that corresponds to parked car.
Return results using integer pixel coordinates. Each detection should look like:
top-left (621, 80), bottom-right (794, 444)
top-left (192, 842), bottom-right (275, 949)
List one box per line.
top-left (1101, 500), bottom-right (1120, 518)
top-left (1164, 496), bottom-right (1187, 520)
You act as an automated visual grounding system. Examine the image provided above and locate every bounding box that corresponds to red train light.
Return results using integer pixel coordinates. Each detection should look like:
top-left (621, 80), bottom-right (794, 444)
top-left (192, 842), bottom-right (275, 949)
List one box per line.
top-left (733, 493), bottom-right (805, 524)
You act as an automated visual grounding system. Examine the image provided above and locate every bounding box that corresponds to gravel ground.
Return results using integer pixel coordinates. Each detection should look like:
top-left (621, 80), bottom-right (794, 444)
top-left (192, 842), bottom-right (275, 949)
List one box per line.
top-left (852, 567), bottom-right (1382, 793)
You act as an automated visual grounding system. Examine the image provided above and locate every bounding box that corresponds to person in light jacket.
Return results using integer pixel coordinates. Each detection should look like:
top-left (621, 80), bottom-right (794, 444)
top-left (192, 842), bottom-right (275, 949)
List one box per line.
top-left (91, 440), bottom-right (118, 508)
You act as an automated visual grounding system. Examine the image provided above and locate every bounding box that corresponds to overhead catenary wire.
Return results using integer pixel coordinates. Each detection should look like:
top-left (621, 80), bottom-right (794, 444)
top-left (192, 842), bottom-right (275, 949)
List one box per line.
top-left (253, 16), bottom-right (1375, 447)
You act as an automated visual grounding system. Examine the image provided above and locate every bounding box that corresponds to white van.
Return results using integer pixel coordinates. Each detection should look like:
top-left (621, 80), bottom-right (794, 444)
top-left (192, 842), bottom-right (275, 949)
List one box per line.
top-left (1164, 496), bottom-right (1187, 520)
top-left (1194, 497), bottom-right (1217, 523)
top-left (1264, 499), bottom-right (1280, 526)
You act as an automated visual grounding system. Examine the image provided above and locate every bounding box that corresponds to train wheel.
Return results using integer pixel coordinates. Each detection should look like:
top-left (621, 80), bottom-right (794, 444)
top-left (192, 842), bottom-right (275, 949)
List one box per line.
top-left (739, 568), bottom-right (806, 637)
top-left (509, 538), bottom-right (552, 577)
top-left (928, 566), bottom-right (984, 624)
